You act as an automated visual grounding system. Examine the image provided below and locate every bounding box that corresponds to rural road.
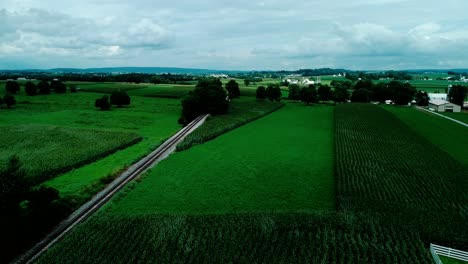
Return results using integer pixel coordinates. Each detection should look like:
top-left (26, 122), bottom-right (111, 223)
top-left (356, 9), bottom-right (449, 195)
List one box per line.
top-left (14, 114), bottom-right (210, 264)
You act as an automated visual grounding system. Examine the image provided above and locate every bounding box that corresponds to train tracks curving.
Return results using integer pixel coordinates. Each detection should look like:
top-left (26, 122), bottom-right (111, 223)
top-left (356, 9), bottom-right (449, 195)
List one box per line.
top-left (14, 114), bottom-right (209, 264)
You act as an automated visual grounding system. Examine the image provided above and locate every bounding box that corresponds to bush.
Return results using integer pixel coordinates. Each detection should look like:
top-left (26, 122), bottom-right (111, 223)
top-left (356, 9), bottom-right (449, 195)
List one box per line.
top-left (95, 95), bottom-right (111, 110)
top-left (25, 82), bottom-right (37, 96)
top-left (5, 81), bottom-right (20, 94)
top-left (110, 91), bottom-right (131, 107)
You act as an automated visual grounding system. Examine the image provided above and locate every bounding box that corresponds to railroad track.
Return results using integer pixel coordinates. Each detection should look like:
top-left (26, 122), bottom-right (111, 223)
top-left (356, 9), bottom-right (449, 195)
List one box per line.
top-left (14, 114), bottom-right (209, 264)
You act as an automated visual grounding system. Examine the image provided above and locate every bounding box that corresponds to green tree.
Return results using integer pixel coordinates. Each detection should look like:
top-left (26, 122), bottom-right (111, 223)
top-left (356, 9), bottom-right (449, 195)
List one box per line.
top-left (51, 80), bottom-right (66, 93)
top-left (351, 89), bottom-right (370, 103)
top-left (110, 91), bottom-right (131, 107)
top-left (225, 80), bottom-right (240, 98)
top-left (179, 78), bottom-right (229, 125)
top-left (300, 85), bottom-right (318, 104)
top-left (317, 84), bottom-right (332, 103)
top-left (244, 79), bottom-right (250, 86)
top-left (69, 85), bottom-right (77, 93)
top-left (37, 81), bottom-right (51, 95)
top-left (25, 81), bottom-right (37, 96)
top-left (95, 95), bottom-right (111, 110)
top-left (5, 81), bottom-right (20, 94)
top-left (288, 84), bottom-right (301, 101)
top-left (448, 85), bottom-right (468, 106)
top-left (3, 94), bottom-right (16, 108)
top-left (256, 86), bottom-right (267, 100)
top-left (390, 81), bottom-right (416, 105)
top-left (332, 86), bottom-right (350, 103)
top-left (266, 84), bottom-right (281, 102)
top-left (415, 90), bottom-right (429, 106)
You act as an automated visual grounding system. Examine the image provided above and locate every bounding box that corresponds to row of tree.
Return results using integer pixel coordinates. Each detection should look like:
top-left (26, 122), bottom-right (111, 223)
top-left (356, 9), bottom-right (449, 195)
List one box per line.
top-left (5, 80), bottom-right (76, 95)
top-left (256, 85), bottom-right (282, 102)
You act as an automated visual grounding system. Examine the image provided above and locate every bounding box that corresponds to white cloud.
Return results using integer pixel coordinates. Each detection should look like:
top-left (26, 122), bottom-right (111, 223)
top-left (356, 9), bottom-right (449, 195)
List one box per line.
top-left (1, 1), bottom-right (468, 70)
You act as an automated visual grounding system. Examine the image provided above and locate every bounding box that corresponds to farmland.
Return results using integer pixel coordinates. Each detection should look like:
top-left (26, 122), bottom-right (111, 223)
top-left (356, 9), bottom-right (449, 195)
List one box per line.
top-left (0, 92), bottom-right (182, 198)
top-left (109, 104), bottom-right (335, 214)
top-left (385, 106), bottom-right (468, 167)
top-left (335, 104), bottom-right (468, 246)
top-left (177, 97), bottom-right (284, 151)
top-left (441, 112), bottom-right (468, 124)
top-left (0, 124), bottom-right (141, 184)
top-left (37, 213), bottom-right (431, 264)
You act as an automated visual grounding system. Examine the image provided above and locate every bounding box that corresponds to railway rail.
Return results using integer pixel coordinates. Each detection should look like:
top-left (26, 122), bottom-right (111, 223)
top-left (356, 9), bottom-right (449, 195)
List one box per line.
top-left (14, 114), bottom-right (209, 264)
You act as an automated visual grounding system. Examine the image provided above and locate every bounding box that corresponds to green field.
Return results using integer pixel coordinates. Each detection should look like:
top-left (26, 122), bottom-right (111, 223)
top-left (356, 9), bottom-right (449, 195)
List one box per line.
top-left (37, 212), bottom-right (431, 264)
top-left (67, 82), bottom-right (149, 93)
top-left (440, 256), bottom-right (468, 264)
top-left (177, 97), bottom-right (284, 151)
top-left (385, 106), bottom-right (468, 167)
top-left (126, 84), bottom-right (195, 98)
top-left (335, 104), bottom-right (468, 246)
top-left (110, 104), bottom-right (335, 214)
top-left (0, 125), bottom-right (140, 184)
top-left (0, 92), bottom-right (181, 199)
top-left (441, 112), bottom-right (468, 124)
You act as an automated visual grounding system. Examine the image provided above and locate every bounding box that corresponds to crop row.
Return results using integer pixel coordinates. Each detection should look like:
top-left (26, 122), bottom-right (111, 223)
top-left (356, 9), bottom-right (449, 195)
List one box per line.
top-left (0, 124), bottom-right (142, 184)
top-left (334, 104), bottom-right (468, 247)
top-left (37, 213), bottom-right (431, 264)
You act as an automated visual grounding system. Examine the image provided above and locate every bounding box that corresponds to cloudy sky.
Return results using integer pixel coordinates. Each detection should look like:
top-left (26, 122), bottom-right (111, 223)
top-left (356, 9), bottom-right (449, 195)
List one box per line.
top-left (1, 0), bottom-right (468, 70)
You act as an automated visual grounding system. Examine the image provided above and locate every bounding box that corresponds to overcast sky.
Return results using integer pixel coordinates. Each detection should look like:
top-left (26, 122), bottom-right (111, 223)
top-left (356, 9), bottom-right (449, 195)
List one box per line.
top-left (1, 0), bottom-right (468, 70)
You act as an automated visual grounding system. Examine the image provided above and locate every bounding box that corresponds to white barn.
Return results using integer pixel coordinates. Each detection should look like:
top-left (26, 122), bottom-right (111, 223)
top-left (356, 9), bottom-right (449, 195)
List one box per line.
top-left (428, 100), bottom-right (461, 113)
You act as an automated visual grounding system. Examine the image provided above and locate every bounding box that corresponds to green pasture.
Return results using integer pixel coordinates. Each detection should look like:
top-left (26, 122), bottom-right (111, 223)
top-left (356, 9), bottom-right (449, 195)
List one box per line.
top-left (108, 104), bottom-right (335, 215)
top-left (385, 106), bottom-right (468, 167)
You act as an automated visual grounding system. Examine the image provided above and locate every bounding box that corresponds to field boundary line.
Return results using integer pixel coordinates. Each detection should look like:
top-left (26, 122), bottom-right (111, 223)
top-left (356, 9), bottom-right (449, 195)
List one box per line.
top-left (416, 106), bottom-right (468, 128)
top-left (13, 114), bottom-right (209, 264)
top-left (430, 243), bottom-right (468, 263)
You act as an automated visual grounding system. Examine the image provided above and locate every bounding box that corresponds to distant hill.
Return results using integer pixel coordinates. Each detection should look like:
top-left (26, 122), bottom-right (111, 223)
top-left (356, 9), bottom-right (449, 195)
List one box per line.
top-left (47, 67), bottom-right (246, 74)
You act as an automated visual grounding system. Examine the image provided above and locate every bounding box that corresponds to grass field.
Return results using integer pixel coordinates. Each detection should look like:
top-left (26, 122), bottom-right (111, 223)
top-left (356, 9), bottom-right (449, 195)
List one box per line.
top-left (109, 104), bottom-right (335, 214)
top-left (126, 84), bottom-right (194, 98)
top-left (177, 97), bottom-right (284, 151)
top-left (439, 256), bottom-right (468, 264)
top-left (0, 125), bottom-right (141, 184)
top-left (441, 112), bottom-right (468, 124)
top-left (385, 106), bottom-right (468, 167)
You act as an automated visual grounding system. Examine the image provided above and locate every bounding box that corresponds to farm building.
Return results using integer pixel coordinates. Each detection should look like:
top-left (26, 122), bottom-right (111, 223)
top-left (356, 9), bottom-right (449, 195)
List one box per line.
top-left (428, 93), bottom-right (447, 101)
top-left (428, 100), bottom-right (461, 112)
